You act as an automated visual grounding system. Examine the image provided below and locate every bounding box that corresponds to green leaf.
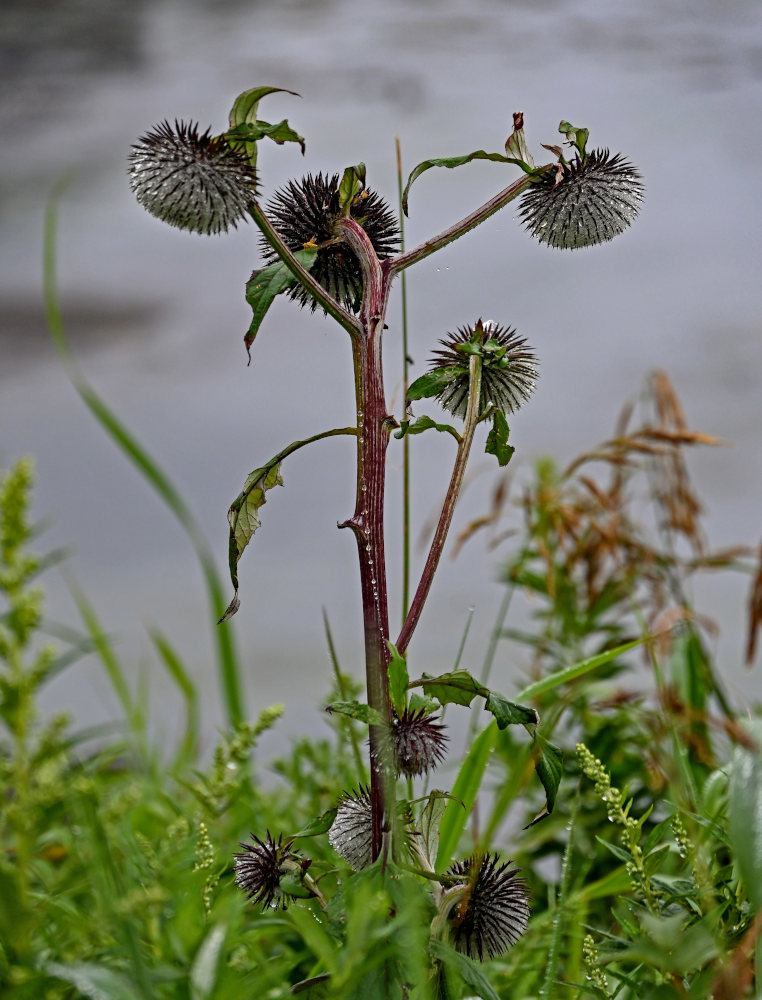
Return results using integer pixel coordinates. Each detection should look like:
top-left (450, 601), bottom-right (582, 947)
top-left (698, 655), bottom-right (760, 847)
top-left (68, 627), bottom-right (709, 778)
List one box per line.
top-left (484, 691), bottom-right (538, 728)
top-left (225, 118), bottom-right (305, 154)
top-left (418, 669), bottom-right (489, 708)
top-left (244, 246), bottom-right (318, 359)
top-left (419, 791), bottom-right (449, 869)
top-left (394, 414), bottom-right (462, 444)
top-left (45, 962), bottom-right (143, 1000)
top-left (228, 85), bottom-right (301, 167)
top-left (485, 411), bottom-right (514, 467)
top-left (558, 120), bottom-right (589, 158)
top-left (387, 643), bottom-right (409, 716)
top-left (190, 923), bottom-right (227, 1000)
top-left (729, 719), bottom-right (762, 911)
top-left (436, 721), bottom-right (497, 869)
top-left (338, 163), bottom-right (366, 215)
top-left (406, 366), bottom-right (464, 401)
top-left (402, 150), bottom-right (535, 215)
top-left (325, 701), bottom-right (385, 726)
top-left (528, 734), bottom-right (563, 824)
top-left (429, 940), bottom-right (500, 1000)
top-left (220, 460), bottom-right (283, 622)
top-left (408, 692), bottom-right (440, 715)
top-left (291, 808), bottom-right (339, 840)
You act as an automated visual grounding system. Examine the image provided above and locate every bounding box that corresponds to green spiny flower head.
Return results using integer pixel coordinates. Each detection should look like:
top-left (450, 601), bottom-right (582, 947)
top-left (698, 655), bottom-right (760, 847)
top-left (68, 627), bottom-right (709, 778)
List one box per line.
top-left (427, 319), bottom-right (539, 420)
top-left (234, 831), bottom-right (299, 909)
top-left (129, 120), bottom-right (257, 235)
top-left (519, 148), bottom-right (644, 249)
top-left (441, 853), bottom-right (530, 961)
top-left (261, 173), bottom-right (400, 312)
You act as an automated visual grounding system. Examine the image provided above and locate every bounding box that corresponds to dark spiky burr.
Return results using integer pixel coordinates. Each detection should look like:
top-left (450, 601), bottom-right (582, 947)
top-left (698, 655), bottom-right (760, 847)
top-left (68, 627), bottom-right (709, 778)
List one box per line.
top-left (233, 831), bottom-right (298, 909)
top-left (388, 709), bottom-right (449, 778)
top-left (261, 173), bottom-right (400, 312)
top-left (518, 148), bottom-right (644, 250)
top-left (428, 320), bottom-right (538, 419)
top-left (443, 854), bottom-right (530, 961)
top-left (129, 120), bottom-right (257, 235)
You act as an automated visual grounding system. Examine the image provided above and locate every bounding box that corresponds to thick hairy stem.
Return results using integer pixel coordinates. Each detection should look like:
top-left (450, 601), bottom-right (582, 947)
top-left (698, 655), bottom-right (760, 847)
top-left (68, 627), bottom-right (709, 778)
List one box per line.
top-left (396, 355), bottom-right (483, 656)
top-left (385, 171), bottom-right (540, 277)
top-left (249, 201), bottom-right (362, 337)
top-left (335, 217), bottom-right (395, 861)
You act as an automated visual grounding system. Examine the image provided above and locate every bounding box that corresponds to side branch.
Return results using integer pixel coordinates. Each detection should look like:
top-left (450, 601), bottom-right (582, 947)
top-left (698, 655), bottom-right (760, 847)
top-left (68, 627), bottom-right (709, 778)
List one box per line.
top-left (396, 356), bottom-right (483, 655)
top-left (249, 201), bottom-right (362, 337)
top-left (385, 170), bottom-right (541, 277)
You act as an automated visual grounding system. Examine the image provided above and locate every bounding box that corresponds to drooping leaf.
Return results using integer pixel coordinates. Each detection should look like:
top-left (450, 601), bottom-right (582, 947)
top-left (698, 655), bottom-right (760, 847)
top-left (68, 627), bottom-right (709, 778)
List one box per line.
top-left (291, 808), bottom-right (339, 840)
top-left (417, 670), bottom-right (489, 708)
top-left (402, 150), bottom-right (535, 215)
top-left (406, 366), bottom-right (464, 402)
top-left (387, 643), bottom-right (409, 716)
top-left (394, 414), bottom-right (462, 444)
top-left (504, 111), bottom-right (535, 169)
top-left (429, 940), bottom-right (501, 1000)
top-left (244, 246), bottom-right (318, 359)
top-left (728, 719), bottom-right (762, 911)
top-left (436, 721), bottom-right (497, 869)
top-left (558, 119), bottom-right (590, 159)
top-left (418, 791), bottom-right (450, 869)
top-left (527, 734), bottom-right (563, 825)
top-left (228, 85), bottom-right (301, 167)
top-left (220, 461), bottom-right (283, 622)
top-left (485, 411), bottom-right (514, 467)
top-left (484, 691), bottom-right (538, 729)
top-left (325, 701), bottom-right (385, 726)
top-left (338, 163), bottom-right (366, 215)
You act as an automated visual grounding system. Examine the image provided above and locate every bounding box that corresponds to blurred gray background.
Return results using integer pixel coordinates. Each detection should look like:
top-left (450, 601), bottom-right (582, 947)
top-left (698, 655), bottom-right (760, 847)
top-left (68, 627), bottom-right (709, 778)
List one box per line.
top-left (2, 0), bottom-right (761, 755)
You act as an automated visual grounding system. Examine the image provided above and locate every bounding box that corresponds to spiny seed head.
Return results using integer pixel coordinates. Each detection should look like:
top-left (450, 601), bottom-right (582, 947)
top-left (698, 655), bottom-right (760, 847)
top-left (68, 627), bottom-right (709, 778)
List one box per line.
top-left (329, 786), bottom-right (373, 870)
top-left (129, 120), bottom-right (257, 235)
top-left (388, 709), bottom-right (448, 777)
top-left (443, 853), bottom-right (530, 961)
top-left (518, 149), bottom-right (644, 249)
top-left (429, 319), bottom-right (539, 419)
top-left (261, 173), bottom-right (400, 312)
top-left (233, 831), bottom-right (297, 909)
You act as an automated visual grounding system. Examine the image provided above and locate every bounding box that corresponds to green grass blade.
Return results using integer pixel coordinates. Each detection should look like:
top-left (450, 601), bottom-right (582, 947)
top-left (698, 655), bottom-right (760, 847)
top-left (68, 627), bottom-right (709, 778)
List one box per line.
top-left (435, 720), bottom-right (497, 870)
top-left (515, 635), bottom-right (650, 702)
top-left (148, 628), bottom-right (199, 766)
top-left (44, 179), bottom-right (244, 727)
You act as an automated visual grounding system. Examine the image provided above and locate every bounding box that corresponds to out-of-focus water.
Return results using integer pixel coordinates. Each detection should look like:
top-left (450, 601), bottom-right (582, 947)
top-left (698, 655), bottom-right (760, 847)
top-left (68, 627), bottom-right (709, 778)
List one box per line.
top-left (2, 0), bottom-right (761, 754)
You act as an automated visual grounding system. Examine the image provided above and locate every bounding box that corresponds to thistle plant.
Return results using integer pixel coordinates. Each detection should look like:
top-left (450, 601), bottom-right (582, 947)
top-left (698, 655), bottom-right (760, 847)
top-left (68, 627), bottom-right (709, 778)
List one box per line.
top-left (129, 89), bottom-right (643, 992)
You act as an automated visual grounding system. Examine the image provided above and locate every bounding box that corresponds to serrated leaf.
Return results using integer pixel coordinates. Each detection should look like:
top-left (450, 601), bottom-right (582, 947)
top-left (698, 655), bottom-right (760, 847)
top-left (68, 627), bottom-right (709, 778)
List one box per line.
top-left (325, 701), bottom-right (385, 726)
top-left (291, 808), bottom-right (338, 840)
top-left (418, 669), bottom-right (489, 708)
top-left (485, 411), bottom-right (514, 467)
top-left (419, 791), bottom-right (449, 868)
top-left (226, 118), bottom-right (305, 154)
top-left (484, 691), bottom-right (538, 728)
top-left (387, 643), bottom-right (409, 716)
top-left (402, 150), bottom-right (535, 215)
top-left (244, 247), bottom-right (318, 359)
top-left (394, 414), bottom-right (461, 444)
top-left (338, 163), bottom-right (366, 215)
top-left (228, 85), bottom-right (301, 168)
top-left (406, 366), bottom-right (464, 401)
top-left (429, 940), bottom-right (501, 1000)
top-left (527, 734), bottom-right (563, 825)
